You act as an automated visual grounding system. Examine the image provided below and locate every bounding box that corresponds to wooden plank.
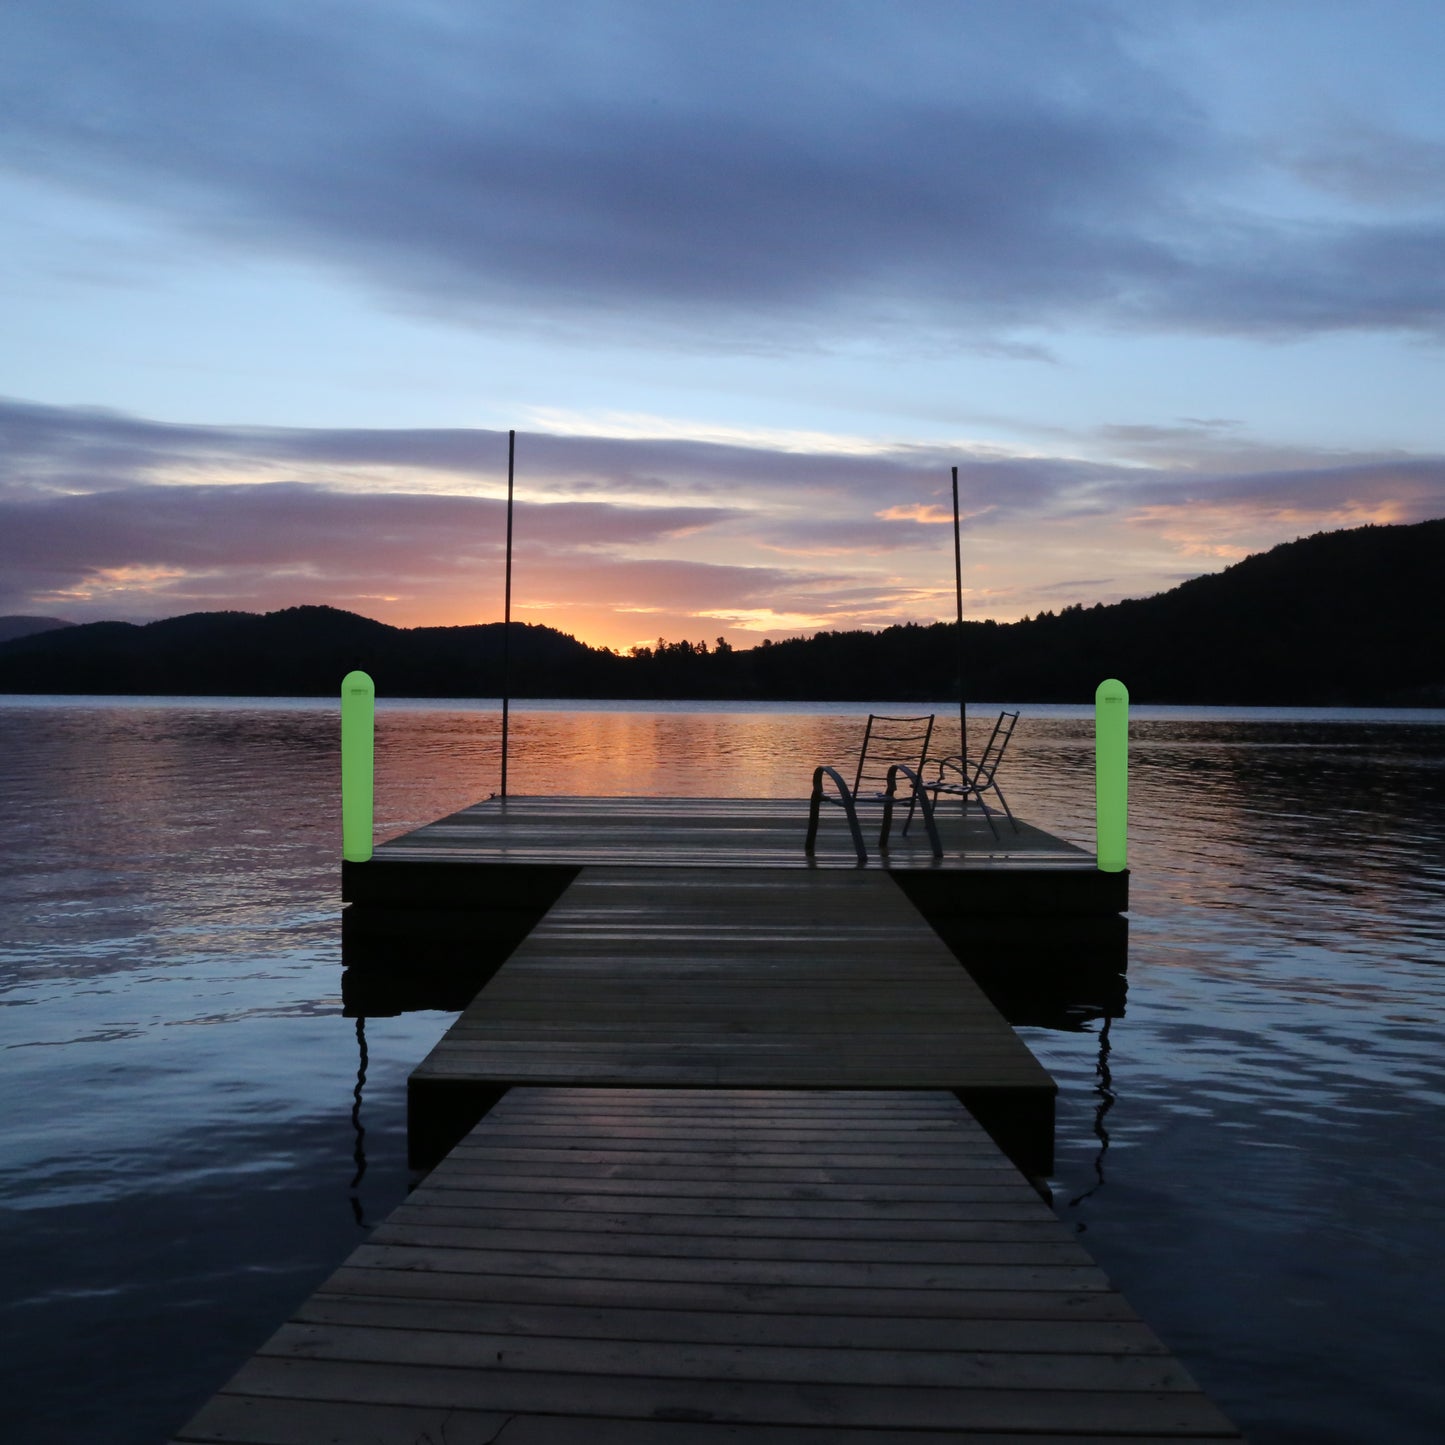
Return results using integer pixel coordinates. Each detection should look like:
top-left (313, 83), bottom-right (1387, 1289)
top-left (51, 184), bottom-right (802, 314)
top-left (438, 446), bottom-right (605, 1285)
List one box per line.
top-left (173, 1088), bottom-right (1241, 1443)
top-left (434, 1156), bottom-right (1027, 1182)
top-left (315, 1262), bottom-right (1143, 1320)
top-left (490, 1093), bottom-right (964, 1120)
top-left (485, 1430), bottom-right (1219, 1445)
top-left (440, 1141), bottom-right (1025, 1166)
top-left (342, 1239), bottom-right (1108, 1291)
top-left (195, 1354), bottom-right (1238, 1436)
top-left (176, 1391), bottom-right (1233, 1445)
top-left (454, 1099), bottom-right (1018, 1124)
top-left (423, 1171), bottom-right (1047, 1202)
top-left (458, 1115), bottom-right (998, 1135)
top-left (383, 1202), bottom-right (1070, 1243)
top-left (291, 1292), bottom-right (1172, 1354)
top-left (387, 1188), bottom-right (1049, 1219)
top-left (256, 1319), bottom-right (1199, 1391)
top-left (424, 1173), bottom-right (1050, 1202)
top-left (177, 1397), bottom-right (1220, 1445)
top-left (364, 1223), bottom-right (1096, 1268)
top-left (408, 864), bottom-right (1056, 1171)
top-left (171, 1396), bottom-right (514, 1445)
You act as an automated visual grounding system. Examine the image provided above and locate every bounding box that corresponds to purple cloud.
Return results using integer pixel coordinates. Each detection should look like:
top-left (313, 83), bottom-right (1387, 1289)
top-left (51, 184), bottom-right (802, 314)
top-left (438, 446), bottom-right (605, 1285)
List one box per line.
top-left (6, 1), bottom-right (1443, 342)
top-left (2, 397), bottom-right (1441, 642)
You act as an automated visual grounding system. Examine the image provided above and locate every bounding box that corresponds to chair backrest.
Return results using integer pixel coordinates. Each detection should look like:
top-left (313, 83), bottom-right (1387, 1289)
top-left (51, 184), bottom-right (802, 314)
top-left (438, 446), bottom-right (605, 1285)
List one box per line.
top-left (971, 710), bottom-right (1019, 785)
top-left (853, 714), bottom-right (935, 797)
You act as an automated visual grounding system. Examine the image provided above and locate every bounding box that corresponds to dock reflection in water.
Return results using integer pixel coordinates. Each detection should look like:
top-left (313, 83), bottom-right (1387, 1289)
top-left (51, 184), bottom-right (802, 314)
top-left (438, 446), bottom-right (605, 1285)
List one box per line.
top-left (1, 698), bottom-right (1442, 1445)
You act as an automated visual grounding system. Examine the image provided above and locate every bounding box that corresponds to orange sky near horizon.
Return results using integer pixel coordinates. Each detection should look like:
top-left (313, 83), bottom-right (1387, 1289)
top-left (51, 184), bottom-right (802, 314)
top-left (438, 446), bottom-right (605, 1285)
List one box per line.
top-left (5, 6), bottom-right (1445, 658)
top-left (24, 414), bottom-right (1436, 659)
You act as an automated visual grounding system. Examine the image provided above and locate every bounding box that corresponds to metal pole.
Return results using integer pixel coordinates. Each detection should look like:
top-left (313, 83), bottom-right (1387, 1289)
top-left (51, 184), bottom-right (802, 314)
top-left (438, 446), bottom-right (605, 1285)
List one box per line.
top-left (952, 466), bottom-right (967, 765)
top-left (500, 429), bottom-right (515, 798)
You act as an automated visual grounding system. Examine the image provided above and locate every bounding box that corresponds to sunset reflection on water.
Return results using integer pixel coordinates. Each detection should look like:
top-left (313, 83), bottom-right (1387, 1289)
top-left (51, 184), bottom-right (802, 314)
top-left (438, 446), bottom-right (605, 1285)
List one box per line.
top-left (373, 701), bottom-right (924, 814)
top-left (0, 696), bottom-right (1442, 1445)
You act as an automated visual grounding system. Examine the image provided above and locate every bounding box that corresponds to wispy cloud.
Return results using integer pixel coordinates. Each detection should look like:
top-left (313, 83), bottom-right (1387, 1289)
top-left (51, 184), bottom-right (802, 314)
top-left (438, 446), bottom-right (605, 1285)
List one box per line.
top-left (6, 0), bottom-right (1445, 353)
top-left (3, 398), bottom-right (1441, 645)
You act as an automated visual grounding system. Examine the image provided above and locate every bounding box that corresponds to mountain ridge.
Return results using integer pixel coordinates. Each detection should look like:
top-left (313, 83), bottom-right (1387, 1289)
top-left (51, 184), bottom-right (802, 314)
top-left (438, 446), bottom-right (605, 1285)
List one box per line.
top-left (0, 520), bottom-right (1439, 705)
top-left (0, 616), bottom-right (74, 644)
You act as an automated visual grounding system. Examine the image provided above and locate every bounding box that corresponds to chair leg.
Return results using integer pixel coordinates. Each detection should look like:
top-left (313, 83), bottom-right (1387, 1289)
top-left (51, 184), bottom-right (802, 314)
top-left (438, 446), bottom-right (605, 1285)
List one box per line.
top-left (975, 791), bottom-right (1001, 840)
top-left (913, 782), bottom-right (943, 861)
top-left (805, 791), bottom-right (822, 856)
top-left (806, 765), bottom-right (867, 865)
top-left (990, 781), bottom-right (1020, 833)
top-left (839, 794), bottom-right (868, 865)
top-left (883, 765), bottom-right (942, 860)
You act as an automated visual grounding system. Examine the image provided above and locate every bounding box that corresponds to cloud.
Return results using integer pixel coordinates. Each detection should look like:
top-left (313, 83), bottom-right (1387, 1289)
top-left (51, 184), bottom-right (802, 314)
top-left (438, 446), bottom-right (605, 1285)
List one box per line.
top-left (7, 1), bottom-right (1445, 346)
top-left (0, 396), bottom-right (1096, 520)
top-left (1281, 123), bottom-right (1445, 209)
top-left (1121, 457), bottom-right (1445, 517)
top-left (3, 397), bottom-right (1441, 643)
top-left (0, 480), bottom-right (733, 591)
top-left (876, 504), bottom-right (953, 524)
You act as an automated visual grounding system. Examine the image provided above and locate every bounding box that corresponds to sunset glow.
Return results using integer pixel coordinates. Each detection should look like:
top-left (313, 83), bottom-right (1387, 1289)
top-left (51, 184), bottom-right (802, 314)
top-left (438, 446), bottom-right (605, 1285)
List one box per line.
top-left (2, 3), bottom-right (1442, 650)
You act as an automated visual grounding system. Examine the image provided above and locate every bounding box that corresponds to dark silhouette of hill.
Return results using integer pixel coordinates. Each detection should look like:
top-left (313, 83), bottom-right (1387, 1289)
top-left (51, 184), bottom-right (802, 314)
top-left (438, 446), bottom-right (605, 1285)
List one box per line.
top-left (0, 520), bottom-right (1439, 704)
top-left (0, 616), bottom-right (73, 644)
top-left (621, 520), bottom-right (1443, 705)
top-left (0, 605), bottom-right (627, 697)
top-left (795, 520), bottom-right (1440, 705)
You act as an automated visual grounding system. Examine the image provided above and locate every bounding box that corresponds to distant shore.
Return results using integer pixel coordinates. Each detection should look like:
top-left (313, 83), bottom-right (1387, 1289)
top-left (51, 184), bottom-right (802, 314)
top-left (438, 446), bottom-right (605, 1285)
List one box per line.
top-left (1, 519), bottom-right (1441, 707)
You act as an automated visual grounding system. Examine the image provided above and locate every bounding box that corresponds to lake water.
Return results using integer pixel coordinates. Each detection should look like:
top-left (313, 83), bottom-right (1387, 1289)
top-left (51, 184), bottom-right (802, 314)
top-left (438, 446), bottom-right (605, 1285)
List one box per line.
top-left (1, 696), bottom-right (1442, 1444)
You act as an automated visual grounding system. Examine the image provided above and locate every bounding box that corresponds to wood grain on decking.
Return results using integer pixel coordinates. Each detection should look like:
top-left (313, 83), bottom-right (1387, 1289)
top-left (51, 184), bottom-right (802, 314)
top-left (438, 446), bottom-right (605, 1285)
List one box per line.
top-left (406, 866), bottom-right (1056, 1171)
top-left (373, 795), bottom-right (1093, 870)
top-left (173, 1088), bottom-right (1241, 1444)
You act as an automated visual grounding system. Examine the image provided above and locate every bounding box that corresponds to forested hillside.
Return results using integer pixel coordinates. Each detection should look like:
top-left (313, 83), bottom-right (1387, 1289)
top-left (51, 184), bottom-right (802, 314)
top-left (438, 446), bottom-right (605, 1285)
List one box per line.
top-left (0, 520), bottom-right (1439, 704)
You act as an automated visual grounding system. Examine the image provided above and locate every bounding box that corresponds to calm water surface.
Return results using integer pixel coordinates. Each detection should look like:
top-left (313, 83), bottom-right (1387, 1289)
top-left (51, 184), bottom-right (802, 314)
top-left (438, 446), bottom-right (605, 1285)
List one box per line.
top-left (1, 697), bottom-right (1442, 1443)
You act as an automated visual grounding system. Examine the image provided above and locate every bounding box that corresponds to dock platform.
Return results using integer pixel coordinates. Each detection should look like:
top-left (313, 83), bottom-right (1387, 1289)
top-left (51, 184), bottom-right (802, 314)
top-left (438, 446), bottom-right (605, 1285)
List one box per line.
top-left (168, 790), bottom-right (1234, 1441)
top-left (406, 864), bottom-right (1057, 1174)
top-left (342, 796), bottom-right (1128, 918)
top-left (173, 1086), bottom-right (1241, 1443)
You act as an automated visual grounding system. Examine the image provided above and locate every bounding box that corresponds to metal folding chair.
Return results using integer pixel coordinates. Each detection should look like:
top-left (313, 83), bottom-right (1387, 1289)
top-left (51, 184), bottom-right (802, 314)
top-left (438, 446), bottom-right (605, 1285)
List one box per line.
top-left (926, 710), bottom-right (1020, 838)
top-left (805, 714), bottom-right (942, 864)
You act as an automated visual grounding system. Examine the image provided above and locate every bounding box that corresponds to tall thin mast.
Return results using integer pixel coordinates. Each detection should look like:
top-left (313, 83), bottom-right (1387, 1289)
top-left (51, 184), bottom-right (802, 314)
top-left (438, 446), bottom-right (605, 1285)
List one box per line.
top-left (952, 465), bottom-right (967, 765)
top-left (500, 429), bottom-right (515, 798)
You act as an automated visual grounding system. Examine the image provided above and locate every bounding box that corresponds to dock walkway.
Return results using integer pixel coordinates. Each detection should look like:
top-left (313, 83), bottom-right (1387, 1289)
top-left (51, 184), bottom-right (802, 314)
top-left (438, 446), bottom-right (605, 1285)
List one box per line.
top-left (174, 1087), bottom-right (1241, 1443)
top-left (170, 795), bottom-right (1244, 1441)
top-left (407, 865), bottom-right (1056, 1173)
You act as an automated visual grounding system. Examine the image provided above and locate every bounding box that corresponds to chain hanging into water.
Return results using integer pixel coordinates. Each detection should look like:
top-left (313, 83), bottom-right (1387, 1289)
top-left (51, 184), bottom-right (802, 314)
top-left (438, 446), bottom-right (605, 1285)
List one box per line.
top-left (1068, 1014), bottom-right (1116, 1220)
top-left (349, 1015), bottom-right (369, 1226)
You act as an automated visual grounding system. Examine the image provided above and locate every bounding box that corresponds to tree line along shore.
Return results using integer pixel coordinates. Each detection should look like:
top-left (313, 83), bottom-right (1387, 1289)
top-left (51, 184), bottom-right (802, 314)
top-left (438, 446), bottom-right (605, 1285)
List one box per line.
top-left (1, 519), bottom-right (1440, 706)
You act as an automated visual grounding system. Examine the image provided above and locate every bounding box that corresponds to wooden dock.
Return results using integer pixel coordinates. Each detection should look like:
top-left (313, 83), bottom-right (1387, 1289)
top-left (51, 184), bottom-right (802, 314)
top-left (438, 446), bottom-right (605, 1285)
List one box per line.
top-left (342, 796), bottom-right (1128, 918)
top-left (173, 1087), bottom-right (1241, 1443)
top-left (166, 792), bottom-right (1242, 1442)
top-left (407, 865), bottom-right (1056, 1174)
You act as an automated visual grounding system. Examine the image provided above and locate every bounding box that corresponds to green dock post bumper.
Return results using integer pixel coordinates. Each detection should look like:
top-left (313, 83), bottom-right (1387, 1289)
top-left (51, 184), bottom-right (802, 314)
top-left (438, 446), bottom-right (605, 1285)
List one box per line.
top-left (1095, 678), bottom-right (1128, 873)
top-left (341, 670), bottom-right (375, 863)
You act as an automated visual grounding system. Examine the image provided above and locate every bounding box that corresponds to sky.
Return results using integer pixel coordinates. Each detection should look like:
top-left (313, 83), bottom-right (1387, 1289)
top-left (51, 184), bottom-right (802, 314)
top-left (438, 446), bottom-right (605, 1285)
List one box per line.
top-left (3, 0), bottom-right (1443, 653)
